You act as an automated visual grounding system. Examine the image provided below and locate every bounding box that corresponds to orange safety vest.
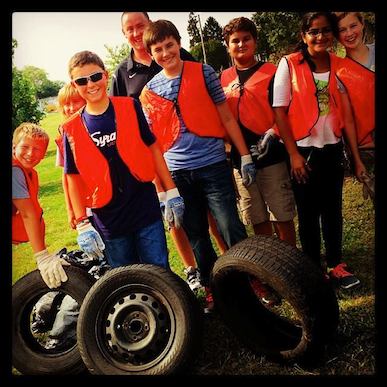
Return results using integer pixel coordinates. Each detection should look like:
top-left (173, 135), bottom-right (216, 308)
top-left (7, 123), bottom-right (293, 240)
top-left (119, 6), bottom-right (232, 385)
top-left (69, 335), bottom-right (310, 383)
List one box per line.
top-left (335, 56), bottom-right (375, 146)
top-left (62, 96), bottom-right (156, 209)
top-left (140, 61), bottom-right (226, 152)
top-left (12, 159), bottom-right (45, 244)
top-left (221, 62), bottom-right (277, 135)
top-left (285, 52), bottom-right (344, 141)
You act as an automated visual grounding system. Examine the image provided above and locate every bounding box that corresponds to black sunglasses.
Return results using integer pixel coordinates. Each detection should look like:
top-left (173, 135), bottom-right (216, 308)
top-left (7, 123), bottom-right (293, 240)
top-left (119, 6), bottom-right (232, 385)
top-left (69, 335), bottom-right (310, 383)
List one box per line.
top-left (73, 71), bottom-right (104, 86)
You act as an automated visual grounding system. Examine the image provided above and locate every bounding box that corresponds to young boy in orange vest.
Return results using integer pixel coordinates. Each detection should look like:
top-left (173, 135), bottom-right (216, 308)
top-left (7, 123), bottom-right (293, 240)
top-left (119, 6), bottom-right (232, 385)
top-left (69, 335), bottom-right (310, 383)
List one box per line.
top-left (12, 122), bottom-right (70, 289)
top-left (62, 50), bottom-right (183, 269)
top-left (112, 11), bottom-right (226, 293)
top-left (140, 20), bottom-right (256, 312)
top-left (221, 17), bottom-right (297, 245)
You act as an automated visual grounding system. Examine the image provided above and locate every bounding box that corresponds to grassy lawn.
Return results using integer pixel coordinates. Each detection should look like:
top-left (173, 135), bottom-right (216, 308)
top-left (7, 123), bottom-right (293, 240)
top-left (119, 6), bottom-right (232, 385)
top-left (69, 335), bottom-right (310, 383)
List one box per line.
top-left (12, 112), bottom-right (375, 375)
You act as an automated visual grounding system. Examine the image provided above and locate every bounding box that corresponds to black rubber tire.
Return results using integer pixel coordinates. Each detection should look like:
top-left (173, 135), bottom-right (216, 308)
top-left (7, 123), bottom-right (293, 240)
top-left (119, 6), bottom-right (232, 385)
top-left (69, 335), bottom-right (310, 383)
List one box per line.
top-left (77, 264), bottom-right (203, 375)
top-left (211, 235), bottom-right (339, 364)
top-left (12, 266), bottom-right (96, 375)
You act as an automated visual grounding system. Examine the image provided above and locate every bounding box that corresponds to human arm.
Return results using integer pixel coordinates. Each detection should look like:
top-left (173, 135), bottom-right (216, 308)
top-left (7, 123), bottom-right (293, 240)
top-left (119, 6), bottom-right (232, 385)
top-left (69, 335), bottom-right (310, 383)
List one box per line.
top-left (272, 57), bottom-right (309, 183)
top-left (12, 196), bottom-right (69, 288)
top-left (66, 173), bottom-right (105, 259)
top-left (149, 142), bottom-right (184, 228)
top-left (216, 101), bottom-right (256, 186)
top-left (273, 107), bottom-right (310, 183)
top-left (339, 91), bottom-right (367, 180)
top-left (62, 174), bottom-right (76, 229)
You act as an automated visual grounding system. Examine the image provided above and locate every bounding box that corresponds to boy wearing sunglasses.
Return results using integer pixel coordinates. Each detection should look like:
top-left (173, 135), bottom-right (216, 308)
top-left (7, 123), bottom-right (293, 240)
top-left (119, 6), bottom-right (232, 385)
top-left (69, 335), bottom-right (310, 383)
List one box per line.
top-left (61, 50), bottom-right (184, 269)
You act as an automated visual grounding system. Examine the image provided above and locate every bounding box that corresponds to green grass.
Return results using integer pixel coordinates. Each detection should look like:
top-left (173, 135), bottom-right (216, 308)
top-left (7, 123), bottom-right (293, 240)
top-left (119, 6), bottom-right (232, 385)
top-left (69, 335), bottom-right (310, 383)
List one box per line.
top-left (12, 112), bottom-right (375, 375)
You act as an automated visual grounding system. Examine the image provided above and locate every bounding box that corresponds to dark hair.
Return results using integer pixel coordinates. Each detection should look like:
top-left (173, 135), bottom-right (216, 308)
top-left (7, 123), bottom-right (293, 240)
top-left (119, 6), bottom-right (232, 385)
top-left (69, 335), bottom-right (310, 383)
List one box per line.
top-left (68, 51), bottom-right (105, 78)
top-left (143, 20), bottom-right (181, 53)
top-left (295, 12), bottom-right (338, 72)
top-left (223, 17), bottom-right (257, 46)
top-left (121, 11), bottom-right (150, 25)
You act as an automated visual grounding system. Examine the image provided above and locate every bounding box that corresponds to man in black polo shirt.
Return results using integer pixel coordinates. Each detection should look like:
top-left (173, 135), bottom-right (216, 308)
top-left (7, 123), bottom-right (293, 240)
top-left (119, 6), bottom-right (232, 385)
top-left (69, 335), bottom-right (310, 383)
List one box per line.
top-left (110, 12), bottom-right (194, 99)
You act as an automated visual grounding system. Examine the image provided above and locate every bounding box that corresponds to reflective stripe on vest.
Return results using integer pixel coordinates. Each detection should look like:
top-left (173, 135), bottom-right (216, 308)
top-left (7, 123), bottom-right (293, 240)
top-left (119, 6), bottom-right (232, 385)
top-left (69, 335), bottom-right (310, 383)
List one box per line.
top-left (335, 56), bottom-right (375, 146)
top-left (62, 96), bottom-right (155, 208)
top-left (12, 158), bottom-right (45, 244)
top-left (140, 61), bottom-right (226, 152)
top-left (286, 52), bottom-right (343, 141)
top-left (221, 63), bottom-right (276, 135)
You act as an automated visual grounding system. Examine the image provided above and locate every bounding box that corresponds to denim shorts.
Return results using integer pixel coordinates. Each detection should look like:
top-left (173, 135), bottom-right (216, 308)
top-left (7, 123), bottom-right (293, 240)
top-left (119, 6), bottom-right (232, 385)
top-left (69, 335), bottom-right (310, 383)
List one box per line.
top-left (103, 219), bottom-right (169, 269)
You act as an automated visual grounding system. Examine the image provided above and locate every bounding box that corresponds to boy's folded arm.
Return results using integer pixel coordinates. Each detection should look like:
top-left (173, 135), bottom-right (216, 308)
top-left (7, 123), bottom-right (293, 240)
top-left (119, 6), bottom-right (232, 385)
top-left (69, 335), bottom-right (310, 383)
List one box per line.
top-left (13, 197), bottom-right (46, 253)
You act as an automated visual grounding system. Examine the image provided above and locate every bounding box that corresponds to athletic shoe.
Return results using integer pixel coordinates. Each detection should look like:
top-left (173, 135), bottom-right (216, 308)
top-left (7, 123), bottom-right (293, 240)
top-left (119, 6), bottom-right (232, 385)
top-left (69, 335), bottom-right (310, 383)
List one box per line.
top-left (249, 277), bottom-right (281, 306)
top-left (204, 287), bottom-right (214, 314)
top-left (328, 263), bottom-right (360, 289)
top-left (184, 266), bottom-right (204, 292)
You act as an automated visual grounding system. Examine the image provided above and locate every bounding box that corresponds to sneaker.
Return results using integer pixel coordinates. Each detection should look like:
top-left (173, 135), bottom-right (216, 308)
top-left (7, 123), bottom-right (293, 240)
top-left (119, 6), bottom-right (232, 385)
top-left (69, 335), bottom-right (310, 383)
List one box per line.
top-left (204, 287), bottom-right (214, 314)
top-left (249, 277), bottom-right (281, 306)
top-left (328, 263), bottom-right (360, 289)
top-left (184, 266), bottom-right (204, 292)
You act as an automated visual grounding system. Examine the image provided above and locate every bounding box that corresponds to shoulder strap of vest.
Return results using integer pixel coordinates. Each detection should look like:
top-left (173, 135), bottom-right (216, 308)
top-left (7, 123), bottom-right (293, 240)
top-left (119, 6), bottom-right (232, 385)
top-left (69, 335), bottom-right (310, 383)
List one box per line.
top-left (220, 66), bottom-right (237, 86)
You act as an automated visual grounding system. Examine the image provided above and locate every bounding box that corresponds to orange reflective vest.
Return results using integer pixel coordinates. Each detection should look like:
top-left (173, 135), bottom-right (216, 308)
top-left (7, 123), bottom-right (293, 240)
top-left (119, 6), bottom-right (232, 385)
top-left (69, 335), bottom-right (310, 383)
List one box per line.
top-left (221, 63), bottom-right (276, 135)
top-left (285, 52), bottom-right (344, 141)
top-left (140, 61), bottom-right (226, 152)
top-left (12, 159), bottom-right (45, 244)
top-left (335, 56), bottom-right (375, 146)
top-left (62, 96), bottom-right (156, 209)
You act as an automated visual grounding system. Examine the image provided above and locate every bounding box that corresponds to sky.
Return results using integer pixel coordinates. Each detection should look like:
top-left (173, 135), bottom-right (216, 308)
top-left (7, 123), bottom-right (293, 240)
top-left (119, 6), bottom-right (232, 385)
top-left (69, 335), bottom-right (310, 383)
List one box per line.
top-left (12, 12), bottom-right (253, 83)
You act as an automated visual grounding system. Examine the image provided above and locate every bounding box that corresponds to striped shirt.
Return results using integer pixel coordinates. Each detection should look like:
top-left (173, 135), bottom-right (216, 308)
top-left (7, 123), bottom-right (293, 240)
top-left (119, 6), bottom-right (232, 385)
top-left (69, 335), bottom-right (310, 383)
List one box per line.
top-left (145, 63), bottom-right (226, 171)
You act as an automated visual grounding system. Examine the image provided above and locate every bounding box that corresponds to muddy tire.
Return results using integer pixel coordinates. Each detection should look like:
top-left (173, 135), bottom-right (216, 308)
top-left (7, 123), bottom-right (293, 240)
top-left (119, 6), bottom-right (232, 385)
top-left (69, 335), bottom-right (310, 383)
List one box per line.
top-left (211, 235), bottom-right (339, 364)
top-left (12, 266), bottom-right (95, 375)
top-left (77, 264), bottom-right (203, 375)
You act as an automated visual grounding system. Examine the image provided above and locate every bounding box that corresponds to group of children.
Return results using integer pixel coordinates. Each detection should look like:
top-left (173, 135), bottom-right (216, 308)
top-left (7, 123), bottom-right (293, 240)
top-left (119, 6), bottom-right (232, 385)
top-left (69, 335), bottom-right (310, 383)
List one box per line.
top-left (13, 12), bottom-right (375, 344)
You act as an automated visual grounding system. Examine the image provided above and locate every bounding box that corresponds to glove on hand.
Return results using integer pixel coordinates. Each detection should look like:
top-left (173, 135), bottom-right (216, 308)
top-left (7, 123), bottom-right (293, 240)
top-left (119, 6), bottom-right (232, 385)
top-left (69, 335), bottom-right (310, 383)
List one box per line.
top-left (165, 188), bottom-right (185, 229)
top-left (256, 128), bottom-right (276, 161)
top-left (35, 249), bottom-right (70, 289)
top-left (157, 191), bottom-right (167, 217)
top-left (77, 220), bottom-right (105, 260)
top-left (241, 154), bottom-right (256, 187)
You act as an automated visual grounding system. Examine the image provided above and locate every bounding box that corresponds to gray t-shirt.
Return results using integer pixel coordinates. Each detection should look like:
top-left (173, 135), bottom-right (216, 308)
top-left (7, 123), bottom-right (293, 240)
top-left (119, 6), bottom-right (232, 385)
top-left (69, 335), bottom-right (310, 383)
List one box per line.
top-left (12, 166), bottom-right (30, 199)
top-left (366, 43), bottom-right (375, 71)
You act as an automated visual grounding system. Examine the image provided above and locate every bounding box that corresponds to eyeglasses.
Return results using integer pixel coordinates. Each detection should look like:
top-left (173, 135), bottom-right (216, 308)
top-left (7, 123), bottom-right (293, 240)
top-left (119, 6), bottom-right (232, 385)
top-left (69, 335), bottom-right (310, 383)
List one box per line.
top-left (73, 71), bottom-right (104, 86)
top-left (306, 27), bottom-right (333, 37)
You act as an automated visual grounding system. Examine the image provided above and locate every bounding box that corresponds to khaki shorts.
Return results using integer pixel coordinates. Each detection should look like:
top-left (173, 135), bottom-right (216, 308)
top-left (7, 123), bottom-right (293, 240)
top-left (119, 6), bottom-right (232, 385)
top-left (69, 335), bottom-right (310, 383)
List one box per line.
top-left (233, 161), bottom-right (296, 225)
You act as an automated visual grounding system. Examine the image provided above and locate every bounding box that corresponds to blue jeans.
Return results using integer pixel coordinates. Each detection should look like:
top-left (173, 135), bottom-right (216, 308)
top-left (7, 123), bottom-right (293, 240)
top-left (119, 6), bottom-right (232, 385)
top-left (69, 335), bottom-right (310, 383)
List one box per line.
top-left (171, 160), bottom-right (247, 286)
top-left (104, 219), bottom-right (169, 269)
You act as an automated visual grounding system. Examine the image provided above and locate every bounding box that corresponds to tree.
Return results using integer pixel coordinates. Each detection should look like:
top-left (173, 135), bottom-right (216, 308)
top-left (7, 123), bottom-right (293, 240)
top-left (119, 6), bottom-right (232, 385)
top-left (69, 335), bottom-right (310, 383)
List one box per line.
top-left (187, 12), bottom-right (201, 48)
top-left (104, 43), bottom-right (130, 77)
top-left (22, 66), bottom-right (64, 99)
top-left (203, 17), bottom-right (223, 42)
top-left (252, 12), bottom-right (303, 63)
top-left (104, 43), bottom-right (130, 91)
top-left (190, 40), bottom-right (230, 73)
top-left (12, 40), bottom-right (45, 130)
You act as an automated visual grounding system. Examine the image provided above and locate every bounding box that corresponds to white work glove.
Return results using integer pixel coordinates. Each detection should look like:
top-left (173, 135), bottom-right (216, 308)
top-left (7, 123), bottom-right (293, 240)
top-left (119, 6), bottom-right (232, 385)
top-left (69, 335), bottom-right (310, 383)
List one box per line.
top-left (35, 249), bottom-right (70, 289)
top-left (241, 154), bottom-right (256, 187)
top-left (157, 191), bottom-right (167, 217)
top-left (165, 188), bottom-right (185, 229)
top-left (256, 128), bottom-right (276, 160)
top-left (76, 220), bottom-right (105, 260)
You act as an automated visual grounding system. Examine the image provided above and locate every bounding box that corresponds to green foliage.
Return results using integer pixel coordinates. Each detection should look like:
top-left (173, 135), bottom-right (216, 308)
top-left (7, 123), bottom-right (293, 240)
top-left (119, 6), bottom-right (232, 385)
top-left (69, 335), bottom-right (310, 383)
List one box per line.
top-left (187, 12), bottom-right (201, 48)
top-left (104, 43), bottom-right (130, 91)
top-left (252, 12), bottom-right (303, 63)
top-left (21, 66), bottom-right (64, 99)
top-left (12, 66), bottom-right (45, 130)
top-left (203, 16), bottom-right (223, 42)
top-left (191, 40), bottom-right (230, 72)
